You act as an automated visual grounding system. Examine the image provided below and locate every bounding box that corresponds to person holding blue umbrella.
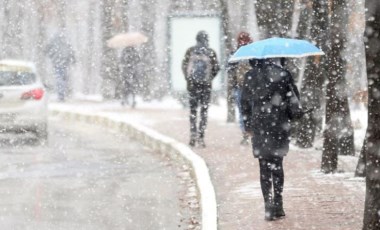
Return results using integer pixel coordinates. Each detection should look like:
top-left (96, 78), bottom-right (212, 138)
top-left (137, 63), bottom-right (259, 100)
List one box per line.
top-left (240, 58), bottom-right (298, 220)
top-left (234, 37), bottom-right (322, 221)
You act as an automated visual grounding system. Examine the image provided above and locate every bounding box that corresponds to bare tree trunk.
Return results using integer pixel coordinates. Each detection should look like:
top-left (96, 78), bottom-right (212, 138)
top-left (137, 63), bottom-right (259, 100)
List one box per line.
top-left (240, 0), bottom-right (249, 32)
top-left (35, 0), bottom-right (48, 84)
top-left (255, 0), bottom-right (295, 38)
top-left (140, 0), bottom-right (157, 100)
top-left (219, 0), bottom-right (235, 122)
top-left (15, 2), bottom-right (25, 58)
top-left (355, 138), bottom-right (366, 177)
top-left (121, 0), bottom-right (129, 32)
top-left (295, 0), bottom-right (312, 39)
top-left (362, 1), bottom-right (380, 228)
top-left (296, 0), bottom-right (329, 148)
top-left (284, 0), bottom-right (312, 82)
top-left (100, 0), bottom-right (119, 99)
top-left (84, 0), bottom-right (96, 95)
top-left (1, 1), bottom-right (23, 58)
top-left (354, 0), bottom-right (369, 179)
top-left (321, 0), bottom-right (355, 173)
top-left (111, 0), bottom-right (129, 99)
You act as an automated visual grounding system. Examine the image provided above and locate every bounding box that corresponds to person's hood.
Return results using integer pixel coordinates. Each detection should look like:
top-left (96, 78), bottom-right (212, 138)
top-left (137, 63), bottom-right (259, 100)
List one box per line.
top-left (196, 31), bottom-right (209, 48)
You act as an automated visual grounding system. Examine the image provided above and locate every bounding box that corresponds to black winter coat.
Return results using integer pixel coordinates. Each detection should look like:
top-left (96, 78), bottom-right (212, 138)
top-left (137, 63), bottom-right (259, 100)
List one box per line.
top-left (241, 61), bottom-right (300, 159)
top-left (120, 47), bottom-right (140, 82)
top-left (45, 35), bottom-right (75, 68)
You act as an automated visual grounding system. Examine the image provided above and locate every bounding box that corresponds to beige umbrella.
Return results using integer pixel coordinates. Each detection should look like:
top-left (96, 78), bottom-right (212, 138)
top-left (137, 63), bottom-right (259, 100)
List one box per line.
top-left (107, 32), bottom-right (148, 48)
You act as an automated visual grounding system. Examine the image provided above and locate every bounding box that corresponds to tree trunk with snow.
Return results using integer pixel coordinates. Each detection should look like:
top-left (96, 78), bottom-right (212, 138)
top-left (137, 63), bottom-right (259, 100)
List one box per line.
top-left (100, 0), bottom-right (119, 99)
top-left (321, 0), bottom-right (355, 173)
top-left (362, 0), bottom-right (380, 228)
top-left (121, 0), bottom-right (129, 32)
top-left (296, 0), bottom-right (329, 148)
top-left (84, 1), bottom-right (97, 95)
top-left (1, 1), bottom-right (23, 59)
top-left (255, 0), bottom-right (294, 38)
top-left (35, 0), bottom-right (48, 85)
top-left (284, 0), bottom-right (312, 81)
top-left (140, 0), bottom-right (158, 100)
top-left (354, 0), bottom-right (369, 179)
top-left (296, 0), bottom-right (312, 39)
top-left (219, 0), bottom-right (235, 122)
top-left (355, 138), bottom-right (366, 177)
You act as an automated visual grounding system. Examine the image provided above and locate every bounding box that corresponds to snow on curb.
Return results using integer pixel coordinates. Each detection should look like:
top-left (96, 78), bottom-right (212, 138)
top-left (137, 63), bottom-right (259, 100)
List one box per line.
top-left (50, 109), bottom-right (218, 230)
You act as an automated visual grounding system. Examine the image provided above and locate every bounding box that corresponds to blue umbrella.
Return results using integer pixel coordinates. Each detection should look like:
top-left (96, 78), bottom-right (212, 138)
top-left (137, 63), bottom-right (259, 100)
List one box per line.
top-left (228, 37), bottom-right (324, 63)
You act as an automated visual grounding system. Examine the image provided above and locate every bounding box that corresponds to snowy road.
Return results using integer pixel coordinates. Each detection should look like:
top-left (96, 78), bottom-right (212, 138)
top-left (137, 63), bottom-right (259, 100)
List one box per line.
top-left (0, 117), bottom-right (197, 230)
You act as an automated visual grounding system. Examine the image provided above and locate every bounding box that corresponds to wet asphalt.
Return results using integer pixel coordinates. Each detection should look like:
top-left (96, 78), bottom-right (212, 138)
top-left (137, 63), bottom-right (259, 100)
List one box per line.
top-left (0, 116), bottom-right (198, 230)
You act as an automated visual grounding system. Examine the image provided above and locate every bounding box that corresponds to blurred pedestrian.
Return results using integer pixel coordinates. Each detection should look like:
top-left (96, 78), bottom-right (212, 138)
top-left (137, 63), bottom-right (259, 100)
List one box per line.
top-left (119, 46), bottom-right (140, 108)
top-left (227, 32), bottom-right (253, 145)
top-left (240, 58), bottom-right (302, 221)
top-left (45, 32), bottom-right (75, 102)
top-left (182, 31), bottom-right (220, 148)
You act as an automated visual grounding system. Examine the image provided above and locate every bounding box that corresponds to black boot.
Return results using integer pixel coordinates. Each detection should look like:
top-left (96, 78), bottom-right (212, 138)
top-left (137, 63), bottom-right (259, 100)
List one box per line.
top-left (197, 132), bottom-right (206, 148)
top-left (264, 202), bottom-right (275, 221)
top-left (273, 199), bottom-right (285, 219)
top-left (189, 138), bottom-right (196, 147)
top-left (198, 138), bottom-right (206, 148)
top-left (189, 134), bottom-right (197, 147)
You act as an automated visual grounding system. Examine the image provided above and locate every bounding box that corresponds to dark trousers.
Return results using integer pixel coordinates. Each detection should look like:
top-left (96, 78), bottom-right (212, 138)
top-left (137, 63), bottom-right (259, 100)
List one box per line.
top-left (259, 157), bottom-right (284, 206)
top-left (188, 84), bottom-right (211, 139)
top-left (121, 77), bottom-right (136, 106)
top-left (54, 66), bottom-right (68, 101)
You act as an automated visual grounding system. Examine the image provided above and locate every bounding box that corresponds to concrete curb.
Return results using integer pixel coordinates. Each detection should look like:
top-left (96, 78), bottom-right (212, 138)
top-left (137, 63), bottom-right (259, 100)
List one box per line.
top-left (50, 109), bottom-right (218, 230)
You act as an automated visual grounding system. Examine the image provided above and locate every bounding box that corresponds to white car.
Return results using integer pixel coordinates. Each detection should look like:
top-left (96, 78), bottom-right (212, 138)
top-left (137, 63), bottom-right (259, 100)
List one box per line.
top-left (0, 60), bottom-right (48, 142)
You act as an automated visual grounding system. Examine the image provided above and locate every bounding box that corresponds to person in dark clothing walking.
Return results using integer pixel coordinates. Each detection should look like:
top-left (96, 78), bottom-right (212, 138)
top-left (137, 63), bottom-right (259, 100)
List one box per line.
top-left (240, 59), bottom-right (301, 221)
top-left (182, 31), bottom-right (220, 148)
top-left (120, 46), bottom-right (140, 108)
top-left (227, 32), bottom-right (253, 145)
top-left (45, 32), bottom-right (75, 102)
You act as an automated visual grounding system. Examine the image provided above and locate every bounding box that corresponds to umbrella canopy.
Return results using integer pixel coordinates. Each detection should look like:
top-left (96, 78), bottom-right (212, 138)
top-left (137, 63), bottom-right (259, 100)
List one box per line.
top-left (107, 32), bottom-right (148, 48)
top-left (229, 37), bottom-right (324, 63)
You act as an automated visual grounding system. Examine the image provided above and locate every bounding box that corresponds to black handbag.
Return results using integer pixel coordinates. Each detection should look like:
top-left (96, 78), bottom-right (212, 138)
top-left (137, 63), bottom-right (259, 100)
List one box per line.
top-left (287, 84), bottom-right (304, 121)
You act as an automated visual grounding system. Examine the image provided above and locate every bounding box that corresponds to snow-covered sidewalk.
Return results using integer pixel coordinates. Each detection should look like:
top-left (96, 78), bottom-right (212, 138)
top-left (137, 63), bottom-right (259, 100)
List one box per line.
top-left (50, 97), bottom-right (366, 229)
